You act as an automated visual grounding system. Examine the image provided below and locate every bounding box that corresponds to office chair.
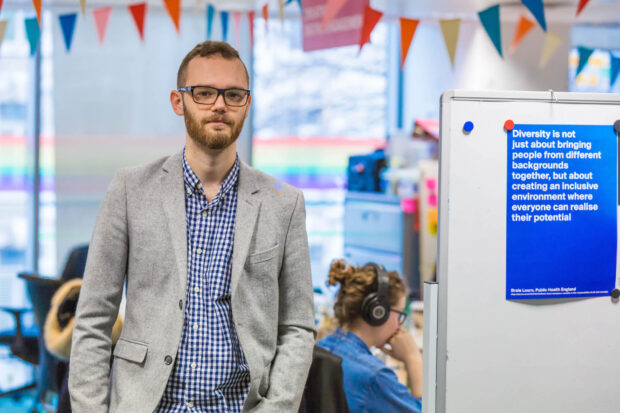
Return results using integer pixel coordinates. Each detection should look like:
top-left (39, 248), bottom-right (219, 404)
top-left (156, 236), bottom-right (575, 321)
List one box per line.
top-left (298, 345), bottom-right (350, 413)
top-left (0, 244), bottom-right (89, 410)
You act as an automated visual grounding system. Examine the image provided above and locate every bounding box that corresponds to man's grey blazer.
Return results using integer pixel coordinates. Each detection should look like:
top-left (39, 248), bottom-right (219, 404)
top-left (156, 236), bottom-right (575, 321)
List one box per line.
top-left (69, 151), bottom-right (316, 412)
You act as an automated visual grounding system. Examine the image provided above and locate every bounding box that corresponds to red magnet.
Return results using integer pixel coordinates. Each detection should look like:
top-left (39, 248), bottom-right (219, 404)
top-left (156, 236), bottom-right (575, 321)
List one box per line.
top-left (504, 120), bottom-right (515, 131)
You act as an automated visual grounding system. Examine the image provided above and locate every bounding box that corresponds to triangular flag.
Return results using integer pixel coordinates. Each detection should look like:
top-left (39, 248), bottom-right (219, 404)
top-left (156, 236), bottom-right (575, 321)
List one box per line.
top-left (163, 0), bottom-right (181, 33)
top-left (24, 17), bottom-right (40, 55)
top-left (478, 4), bottom-right (502, 57)
top-left (278, 0), bottom-right (284, 21)
top-left (439, 18), bottom-right (461, 67)
top-left (80, 0), bottom-right (86, 16)
top-left (399, 17), bottom-right (419, 69)
top-left (207, 4), bottom-right (215, 39)
top-left (128, 3), bottom-right (147, 42)
top-left (233, 12), bottom-right (242, 48)
top-left (93, 7), bottom-right (112, 46)
top-left (359, 5), bottom-right (382, 51)
top-left (220, 11), bottom-right (229, 40)
top-left (576, 0), bottom-right (591, 16)
top-left (521, 0), bottom-right (546, 32)
top-left (322, 0), bottom-right (348, 31)
top-left (0, 0), bottom-right (4, 15)
top-left (576, 46), bottom-right (594, 76)
top-left (0, 20), bottom-right (8, 49)
top-left (32, 0), bottom-right (42, 26)
top-left (539, 31), bottom-right (562, 68)
top-left (58, 13), bottom-right (77, 52)
top-left (248, 11), bottom-right (255, 47)
top-left (509, 15), bottom-right (535, 53)
top-left (610, 53), bottom-right (620, 88)
top-left (262, 3), bottom-right (268, 32)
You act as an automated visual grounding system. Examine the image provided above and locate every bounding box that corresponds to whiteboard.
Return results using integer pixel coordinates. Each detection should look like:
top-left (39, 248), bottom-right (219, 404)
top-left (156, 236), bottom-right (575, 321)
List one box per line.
top-left (434, 90), bottom-right (620, 413)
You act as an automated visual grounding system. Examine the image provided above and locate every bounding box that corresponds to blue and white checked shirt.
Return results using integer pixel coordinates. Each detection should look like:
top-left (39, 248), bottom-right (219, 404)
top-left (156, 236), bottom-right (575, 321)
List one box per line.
top-left (155, 150), bottom-right (250, 412)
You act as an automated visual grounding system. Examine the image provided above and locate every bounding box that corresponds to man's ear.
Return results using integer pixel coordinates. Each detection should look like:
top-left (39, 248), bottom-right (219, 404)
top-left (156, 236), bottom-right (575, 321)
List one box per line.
top-left (170, 90), bottom-right (185, 116)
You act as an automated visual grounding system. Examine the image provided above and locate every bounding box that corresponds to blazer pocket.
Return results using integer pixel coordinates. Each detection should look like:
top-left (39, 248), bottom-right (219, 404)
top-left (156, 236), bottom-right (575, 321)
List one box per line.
top-left (113, 338), bottom-right (148, 364)
top-left (247, 244), bottom-right (279, 265)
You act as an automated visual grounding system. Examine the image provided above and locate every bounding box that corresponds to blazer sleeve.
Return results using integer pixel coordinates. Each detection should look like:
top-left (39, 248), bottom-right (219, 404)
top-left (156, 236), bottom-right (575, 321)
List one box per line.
top-left (69, 170), bottom-right (129, 413)
top-left (254, 190), bottom-right (316, 412)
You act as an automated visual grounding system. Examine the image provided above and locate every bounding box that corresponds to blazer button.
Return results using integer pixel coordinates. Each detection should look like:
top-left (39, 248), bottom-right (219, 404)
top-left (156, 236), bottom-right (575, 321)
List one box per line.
top-left (164, 355), bottom-right (173, 365)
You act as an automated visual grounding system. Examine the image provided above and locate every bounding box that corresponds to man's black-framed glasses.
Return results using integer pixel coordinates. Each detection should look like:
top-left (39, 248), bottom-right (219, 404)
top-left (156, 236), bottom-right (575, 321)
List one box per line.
top-left (178, 86), bottom-right (251, 107)
top-left (390, 309), bottom-right (407, 325)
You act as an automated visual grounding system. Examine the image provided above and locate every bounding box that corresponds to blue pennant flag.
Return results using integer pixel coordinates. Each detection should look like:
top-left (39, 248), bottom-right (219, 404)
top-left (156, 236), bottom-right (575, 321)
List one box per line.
top-left (59, 13), bottom-right (78, 52)
top-left (206, 4), bottom-right (215, 39)
top-left (521, 0), bottom-right (546, 31)
top-left (24, 17), bottom-right (40, 56)
top-left (220, 11), bottom-right (229, 40)
top-left (576, 46), bottom-right (594, 76)
top-left (610, 53), bottom-right (620, 88)
top-left (478, 4), bottom-right (502, 57)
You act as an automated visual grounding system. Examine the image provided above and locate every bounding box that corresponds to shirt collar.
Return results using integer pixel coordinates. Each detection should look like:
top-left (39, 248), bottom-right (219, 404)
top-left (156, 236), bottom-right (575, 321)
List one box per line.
top-left (335, 328), bottom-right (372, 355)
top-left (182, 148), bottom-right (240, 199)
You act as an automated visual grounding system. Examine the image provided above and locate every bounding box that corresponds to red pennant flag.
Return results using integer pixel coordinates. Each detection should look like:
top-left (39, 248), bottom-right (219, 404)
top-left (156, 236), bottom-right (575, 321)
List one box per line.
top-left (163, 0), bottom-right (180, 33)
top-left (32, 0), bottom-right (42, 26)
top-left (129, 3), bottom-right (147, 42)
top-left (322, 0), bottom-right (348, 31)
top-left (0, 0), bottom-right (4, 15)
top-left (359, 5), bottom-right (383, 51)
top-left (233, 11), bottom-right (242, 48)
top-left (509, 15), bottom-right (534, 53)
top-left (93, 7), bottom-right (112, 45)
top-left (576, 0), bottom-right (591, 16)
top-left (399, 17), bottom-right (419, 69)
top-left (262, 3), bottom-right (268, 32)
top-left (248, 11), bottom-right (255, 47)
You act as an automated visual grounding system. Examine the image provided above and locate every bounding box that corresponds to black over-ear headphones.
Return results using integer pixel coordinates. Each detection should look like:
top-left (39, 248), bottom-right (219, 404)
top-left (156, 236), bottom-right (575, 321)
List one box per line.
top-left (360, 263), bottom-right (390, 326)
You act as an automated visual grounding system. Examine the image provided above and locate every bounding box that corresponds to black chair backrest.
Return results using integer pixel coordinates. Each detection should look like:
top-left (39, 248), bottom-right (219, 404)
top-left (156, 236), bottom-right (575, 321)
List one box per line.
top-left (60, 244), bottom-right (89, 282)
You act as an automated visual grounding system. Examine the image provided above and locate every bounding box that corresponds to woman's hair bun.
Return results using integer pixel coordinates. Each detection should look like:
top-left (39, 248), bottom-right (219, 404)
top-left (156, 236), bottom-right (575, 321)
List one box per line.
top-left (328, 259), bottom-right (352, 286)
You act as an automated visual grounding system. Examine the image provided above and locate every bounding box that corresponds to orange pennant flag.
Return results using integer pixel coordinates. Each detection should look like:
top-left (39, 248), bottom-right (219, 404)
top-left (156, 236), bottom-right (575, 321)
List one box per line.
top-left (32, 0), bottom-right (42, 26)
top-left (262, 3), bottom-right (268, 32)
top-left (322, 0), bottom-right (348, 31)
top-left (359, 5), bottom-right (383, 51)
top-left (93, 7), bottom-right (112, 45)
top-left (400, 17), bottom-right (419, 69)
top-left (129, 2), bottom-right (147, 42)
top-left (509, 15), bottom-right (535, 53)
top-left (163, 0), bottom-right (181, 33)
top-left (248, 10), bottom-right (255, 47)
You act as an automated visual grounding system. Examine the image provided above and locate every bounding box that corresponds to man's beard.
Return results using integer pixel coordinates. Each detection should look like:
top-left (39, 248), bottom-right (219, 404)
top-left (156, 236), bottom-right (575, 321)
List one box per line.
top-left (184, 108), bottom-right (245, 150)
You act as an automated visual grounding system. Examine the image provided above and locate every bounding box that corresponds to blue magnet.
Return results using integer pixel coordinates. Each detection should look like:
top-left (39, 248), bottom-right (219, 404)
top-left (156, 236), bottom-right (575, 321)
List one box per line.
top-left (463, 121), bottom-right (474, 133)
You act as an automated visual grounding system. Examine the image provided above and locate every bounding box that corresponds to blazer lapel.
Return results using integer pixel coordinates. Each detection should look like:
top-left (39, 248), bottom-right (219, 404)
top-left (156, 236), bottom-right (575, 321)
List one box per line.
top-left (231, 160), bottom-right (260, 297)
top-left (160, 151), bottom-right (188, 292)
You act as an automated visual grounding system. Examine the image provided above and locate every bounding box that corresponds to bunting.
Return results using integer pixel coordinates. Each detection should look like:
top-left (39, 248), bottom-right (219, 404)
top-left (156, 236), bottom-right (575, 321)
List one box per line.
top-left (0, 20), bottom-right (7, 49)
top-left (576, 46), bottom-right (594, 76)
top-left (80, 0), bottom-right (86, 16)
top-left (32, 0), bottom-right (42, 26)
top-left (58, 13), bottom-right (77, 51)
top-left (278, 0), bottom-right (284, 22)
top-left (248, 10), bottom-right (255, 47)
top-left (539, 31), bottom-right (562, 68)
top-left (233, 11), bottom-right (242, 49)
top-left (93, 7), bottom-right (112, 46)
top-left (521, 0), bottom-right (546, 32)
top-left (509, 15), bottom-right (534, 53)
top-left (322, 0), bottom-right (348, 31)
top-left (478, 4), bottom-right (502, 57)
top-left (163, 0), bottom-right (181, 33)
top-left (399, 17), bottom-right (419, 69)
top-left (206, 4), bottom-right (215, 40)
top-left (262, 3), bottom-right (268, 32)
top-left (24, 17), bottom-right (40, 55)
top-left (128, 2), bottom-right (147, 42)
top-left (0, 0), bottom-right (3, 15)
top-left (576, 0), bottom-right (591, 17)
top-left (359, 5), bottom-right (382, 51)
top-left (220, 11), bottom-right (229, 40)
top-left (439, 18), bottom-right (460, 67)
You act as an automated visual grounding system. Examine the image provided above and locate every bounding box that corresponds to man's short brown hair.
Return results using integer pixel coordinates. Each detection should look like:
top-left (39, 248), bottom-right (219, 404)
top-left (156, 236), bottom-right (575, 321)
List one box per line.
top-left (177, 41), bottom-right (249, 88)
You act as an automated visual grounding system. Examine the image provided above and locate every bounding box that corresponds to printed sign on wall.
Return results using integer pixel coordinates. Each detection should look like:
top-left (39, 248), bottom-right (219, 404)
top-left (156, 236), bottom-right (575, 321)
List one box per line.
top-left (506, 124), bottom-right (617, 299)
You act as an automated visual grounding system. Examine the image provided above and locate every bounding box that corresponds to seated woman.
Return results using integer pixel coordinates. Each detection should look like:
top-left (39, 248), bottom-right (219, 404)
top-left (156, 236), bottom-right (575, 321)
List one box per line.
top-left (317, 260), bottom-right (422, 413)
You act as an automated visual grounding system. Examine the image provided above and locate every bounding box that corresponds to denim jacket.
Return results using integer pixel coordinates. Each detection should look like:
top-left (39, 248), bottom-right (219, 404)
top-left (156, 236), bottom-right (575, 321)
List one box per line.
top-left (317, 328), bottom-right (422, 413)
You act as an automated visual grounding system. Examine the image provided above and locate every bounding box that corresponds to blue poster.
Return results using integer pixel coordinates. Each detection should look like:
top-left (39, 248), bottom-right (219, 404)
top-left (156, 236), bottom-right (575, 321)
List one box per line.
top-left (506, 124), bottom-right (617, 299)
